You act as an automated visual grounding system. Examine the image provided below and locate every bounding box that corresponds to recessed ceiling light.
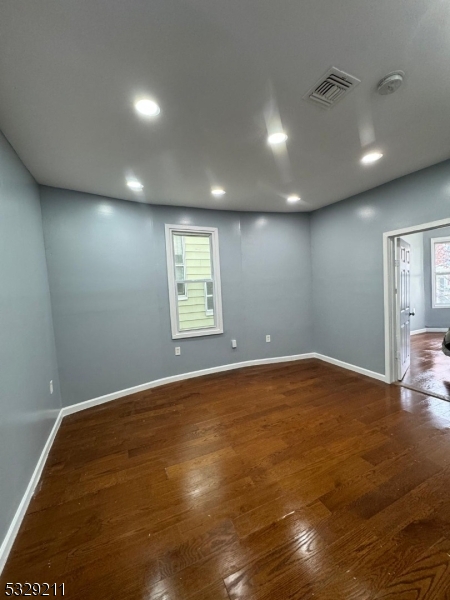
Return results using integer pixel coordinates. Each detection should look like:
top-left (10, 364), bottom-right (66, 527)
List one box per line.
top-left (134, 98), bottom-right (161, 117)
top-left (287, 195), bottom-right (301, 203)
top-left (361, 151), bottom-right (383, 165)
top-left (211, 187), bottom-right (226, 197)
top-left (267, 132), bottom-right (288, 145)
top-left (127, 179), bottom-right (144, 191)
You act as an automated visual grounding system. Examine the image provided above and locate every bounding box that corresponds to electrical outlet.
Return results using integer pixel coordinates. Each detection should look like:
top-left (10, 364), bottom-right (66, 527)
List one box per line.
top-left (231, 339), bottom-right (237, 349)
top-left (50, 380), bottom-right (53, 394)
top-left (175, 347), bottom-right (181, 356)
top-left (266, 335), bottom-right (271, 343)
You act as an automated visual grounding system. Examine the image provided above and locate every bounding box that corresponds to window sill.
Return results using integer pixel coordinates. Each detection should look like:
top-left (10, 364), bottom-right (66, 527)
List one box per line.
top-left (172, 327), bottom-right (223, 340)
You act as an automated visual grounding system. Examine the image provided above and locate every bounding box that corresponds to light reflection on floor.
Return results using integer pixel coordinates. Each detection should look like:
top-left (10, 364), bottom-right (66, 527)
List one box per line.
top-left (401, 333), bottom-right (450, 402)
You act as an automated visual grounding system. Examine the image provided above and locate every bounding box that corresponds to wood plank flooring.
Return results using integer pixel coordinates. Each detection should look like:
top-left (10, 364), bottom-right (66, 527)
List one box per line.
top-left (3, 359), bottom-right (450, 598)
top-left (403, 332), bottom-right (450, 400)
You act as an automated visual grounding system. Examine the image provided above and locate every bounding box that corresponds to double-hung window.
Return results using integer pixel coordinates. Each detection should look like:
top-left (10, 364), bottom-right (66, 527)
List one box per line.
top-left (432, 236), bottom-right (450, 308)
top-left (165, 224), bottom-right (223, 339)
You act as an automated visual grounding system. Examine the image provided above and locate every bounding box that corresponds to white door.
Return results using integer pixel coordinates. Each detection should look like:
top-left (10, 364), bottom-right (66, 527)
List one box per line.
top-left (396, 237), bottom-right (411, 380)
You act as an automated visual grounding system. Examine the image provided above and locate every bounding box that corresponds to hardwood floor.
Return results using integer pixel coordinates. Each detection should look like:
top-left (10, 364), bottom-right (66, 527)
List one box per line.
top-left (3, 359), bottom-right (450, 598)
top-left (403, 332), bottom-right (450, 401)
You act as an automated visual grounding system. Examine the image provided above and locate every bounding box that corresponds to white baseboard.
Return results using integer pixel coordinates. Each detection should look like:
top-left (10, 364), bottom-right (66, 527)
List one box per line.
top-left (1, 349), bottom-right (386, 574)
top-left (411, 328), bottom-right (447, 336)
top-left (61, 351), bottom-right (386, 417)
top-left (0, 411), bottom-right (63, 575)
top-left (61, 353), bottom-right (316, 416)
top-left (314, 353), bottom-right (387, 383)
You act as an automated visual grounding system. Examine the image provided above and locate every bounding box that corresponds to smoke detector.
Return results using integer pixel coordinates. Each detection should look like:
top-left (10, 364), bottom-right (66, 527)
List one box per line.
top-left (377, 71), bottom-right (404, 95)
top-left (304, 67), bottom-right (361, 109)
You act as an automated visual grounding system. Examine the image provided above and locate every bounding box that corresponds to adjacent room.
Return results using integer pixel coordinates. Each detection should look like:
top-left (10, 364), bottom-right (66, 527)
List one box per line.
top-left (2, 1), bottom-right (450, 598)
top-left (398, 228), bottom-right (450, 401)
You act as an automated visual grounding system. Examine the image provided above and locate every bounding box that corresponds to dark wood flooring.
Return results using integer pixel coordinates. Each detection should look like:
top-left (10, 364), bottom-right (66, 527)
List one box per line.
top-left (403, 332), bottom-right (450, 401)
top-left (3, 359), bottom-right (450, 598)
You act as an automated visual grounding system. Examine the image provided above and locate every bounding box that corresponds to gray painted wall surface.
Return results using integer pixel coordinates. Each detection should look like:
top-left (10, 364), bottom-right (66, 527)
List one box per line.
top-left (0, 133), bottom-right (61, 548)
top-left (403, 232), bottom-right (425, 332)
top-left (40, 187), bottom-right (312, 406)
top-left (311, 160), bottom-right (450, 375)
top-left (423, 226), bottom-right (450, 329)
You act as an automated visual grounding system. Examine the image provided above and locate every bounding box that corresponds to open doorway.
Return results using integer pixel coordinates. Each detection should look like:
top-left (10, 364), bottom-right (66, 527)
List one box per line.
top-left (384, 218), bottom-right (450, 400)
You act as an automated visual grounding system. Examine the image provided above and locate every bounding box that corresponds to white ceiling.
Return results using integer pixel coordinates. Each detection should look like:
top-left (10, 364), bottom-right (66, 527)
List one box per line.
top-left (1, 0), bottom-right (450, 212)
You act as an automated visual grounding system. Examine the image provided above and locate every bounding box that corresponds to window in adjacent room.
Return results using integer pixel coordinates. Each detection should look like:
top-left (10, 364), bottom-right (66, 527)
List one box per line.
top-left (432, 236), bottom-right (450, 308)
top-left (165, 224), bottom-right (223, 339)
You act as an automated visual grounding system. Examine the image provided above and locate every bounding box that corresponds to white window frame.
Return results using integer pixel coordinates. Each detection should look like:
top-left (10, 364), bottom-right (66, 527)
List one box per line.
top-left (165, 224), bottom-right (224, 339)
top-left (431, 236), bottom-right (450, 309)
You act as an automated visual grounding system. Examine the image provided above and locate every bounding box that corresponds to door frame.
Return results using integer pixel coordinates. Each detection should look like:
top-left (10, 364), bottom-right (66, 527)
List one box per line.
top-left (383, 217), bottom-right (450, 384)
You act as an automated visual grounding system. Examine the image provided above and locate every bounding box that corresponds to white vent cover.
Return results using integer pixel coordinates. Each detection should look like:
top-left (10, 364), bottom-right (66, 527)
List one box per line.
top-left (304, 67), bottom-right (360, 109)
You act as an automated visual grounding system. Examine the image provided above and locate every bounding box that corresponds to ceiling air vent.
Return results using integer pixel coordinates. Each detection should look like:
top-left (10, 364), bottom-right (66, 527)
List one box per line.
top-left (304, 67), bottom-right (360, 109)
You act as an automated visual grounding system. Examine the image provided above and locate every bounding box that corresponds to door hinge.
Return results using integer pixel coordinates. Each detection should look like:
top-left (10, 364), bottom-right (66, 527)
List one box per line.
top-left (396, 351), bottom-right (401, 360)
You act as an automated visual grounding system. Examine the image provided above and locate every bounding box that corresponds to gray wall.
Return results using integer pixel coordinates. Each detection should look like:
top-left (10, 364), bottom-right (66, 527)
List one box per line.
top-left (404, 231), bottom-right (425, 332)
top-left (40, 187), bottom-right (312, 406)
top-left (0, 133), bottom-right (61, 550)
top-left (311, 159), bottom-right (450, 375)
top-left (423, 226), bottom-right (450, 329)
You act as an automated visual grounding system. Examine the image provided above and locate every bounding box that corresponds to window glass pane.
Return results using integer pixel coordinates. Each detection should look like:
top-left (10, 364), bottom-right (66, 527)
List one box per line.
top-left (173, 235), bottom-right (184, 265)
top-left (175, 265), bottom-right (184, 281)
top-left (177, 282), bottom-right (186, 297)
top-left (178, 282), bottom-right (215, 331)
top-left (434, 242), bottom-right (450, 273)
top-left (206, 281), bottom-right (213, 295)
top-left (183, 234), bottom-right (212, 280)
top-left (173, 234), bottom-right (183, 255)
top-left (207, 295), bottom-right (214, 312)
top-left (435, 274), bottom-right (450, 306)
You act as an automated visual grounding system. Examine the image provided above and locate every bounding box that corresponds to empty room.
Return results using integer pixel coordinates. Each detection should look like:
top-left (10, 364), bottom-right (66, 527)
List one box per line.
top-left (2, 1), bottom-right (450, 598)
